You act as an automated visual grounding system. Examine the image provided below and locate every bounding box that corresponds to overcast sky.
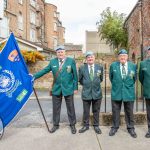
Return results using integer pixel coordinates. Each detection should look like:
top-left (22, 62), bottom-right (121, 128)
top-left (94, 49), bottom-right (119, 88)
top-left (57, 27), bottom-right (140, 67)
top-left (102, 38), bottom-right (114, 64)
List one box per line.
top-left (45, 0), bottom-right (138, 47)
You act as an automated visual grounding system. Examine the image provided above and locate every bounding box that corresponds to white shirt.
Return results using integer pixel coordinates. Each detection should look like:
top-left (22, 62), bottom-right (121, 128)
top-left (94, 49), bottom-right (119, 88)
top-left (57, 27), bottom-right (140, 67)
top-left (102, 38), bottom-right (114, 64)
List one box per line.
top-left (120, 62), bottom-right (128, 77)
top-left (59, 58), bottom-right (65, 66)
top-left (88, 64), bottom-right (94, 75)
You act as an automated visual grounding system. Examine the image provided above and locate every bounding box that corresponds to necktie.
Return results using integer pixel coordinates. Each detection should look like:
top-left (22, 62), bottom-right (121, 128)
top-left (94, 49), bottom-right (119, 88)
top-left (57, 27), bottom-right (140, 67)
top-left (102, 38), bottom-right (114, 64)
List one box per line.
top-left (122, 64), bottom-right (126, 79)
top-left (59, 59), bottom-right (63, 64)
top-left (59, 59), bottom-right (63, 70)
top-left (90, 65), bottom-right (94, 81)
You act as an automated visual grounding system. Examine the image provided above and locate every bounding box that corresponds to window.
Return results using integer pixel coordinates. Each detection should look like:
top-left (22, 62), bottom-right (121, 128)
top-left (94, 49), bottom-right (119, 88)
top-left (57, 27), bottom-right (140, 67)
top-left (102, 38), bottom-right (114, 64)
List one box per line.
top-left (54, 12), bottom-right (57, 18)
top-left (30, 0), bottom-right (36, 7)
top-left (4, 0), bottom-right (7, 9)
top-left (18, 12), bottom-right (23, 30)
top-left (63, 31), bottom-right (65, 39)
top-left (30, 28), bottom-right (36, 42)
top-left (53, 38), bottom-right (57, 49)
top-left (0, 0), bottom-right (4, 19)
top-left (18, 0), bottom-right (23, 4)
top-left (54, 22), bottom-right (57, 31)
top-left (30, 10), bottom-right (36, 25)
top-left (0, 17), bottom-right (9, 38)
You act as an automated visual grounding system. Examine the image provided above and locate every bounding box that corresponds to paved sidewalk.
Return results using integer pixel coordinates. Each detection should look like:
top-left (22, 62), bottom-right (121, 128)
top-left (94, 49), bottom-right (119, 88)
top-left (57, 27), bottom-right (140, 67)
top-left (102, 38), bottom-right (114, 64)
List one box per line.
top-left (0, 124), bottom-right (150, 150)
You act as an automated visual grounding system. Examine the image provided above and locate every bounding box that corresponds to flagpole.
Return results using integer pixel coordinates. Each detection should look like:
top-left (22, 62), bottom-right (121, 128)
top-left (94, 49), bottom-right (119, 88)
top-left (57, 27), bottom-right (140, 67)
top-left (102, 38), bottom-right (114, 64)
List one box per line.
top-left (0, 118), bottom-right (4, 140)
top-left (33, 88), bottom-right (50, 133)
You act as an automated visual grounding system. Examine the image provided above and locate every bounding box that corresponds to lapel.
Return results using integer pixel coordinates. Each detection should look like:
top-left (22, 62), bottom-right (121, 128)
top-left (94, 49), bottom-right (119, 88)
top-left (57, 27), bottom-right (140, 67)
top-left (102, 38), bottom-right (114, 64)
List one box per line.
top-left (94, 64), bottom-right (98, 79)
top-left (117, 62), bottom-right (122, 80)
top-left (55, 58), bottom-right (59, 71)
top-left (84, 64), bottom-right (91, 80)
top-left (126, 62), bottom-right (133, 80)
top-left (127, 62), bottom-right (130, 77)
top-left (61, 57), bottom-right (67, 71)
top-left (57, 57), bottom-right (67, 72)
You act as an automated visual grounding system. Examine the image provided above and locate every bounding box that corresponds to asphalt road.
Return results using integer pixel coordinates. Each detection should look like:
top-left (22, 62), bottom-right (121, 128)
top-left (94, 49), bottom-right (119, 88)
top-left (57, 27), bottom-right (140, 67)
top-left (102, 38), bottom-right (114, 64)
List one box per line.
top-left (9, 89), bottom-right (146, 128)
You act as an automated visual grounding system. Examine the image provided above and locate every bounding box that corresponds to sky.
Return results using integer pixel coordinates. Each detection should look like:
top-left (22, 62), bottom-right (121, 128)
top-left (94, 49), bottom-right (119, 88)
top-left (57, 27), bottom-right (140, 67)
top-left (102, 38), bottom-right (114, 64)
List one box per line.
top-left (45, 0), bottom-right (138, 47)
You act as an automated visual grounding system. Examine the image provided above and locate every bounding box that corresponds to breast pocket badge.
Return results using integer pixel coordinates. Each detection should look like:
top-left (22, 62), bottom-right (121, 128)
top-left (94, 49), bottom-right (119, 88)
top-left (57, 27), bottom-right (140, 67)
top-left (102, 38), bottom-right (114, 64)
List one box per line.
top-left (129, 70), bottom-right (135, 79)
top-left (66, 65), bottom-right (71, 73)
top-left (97, 70), bottom-right (101, 77)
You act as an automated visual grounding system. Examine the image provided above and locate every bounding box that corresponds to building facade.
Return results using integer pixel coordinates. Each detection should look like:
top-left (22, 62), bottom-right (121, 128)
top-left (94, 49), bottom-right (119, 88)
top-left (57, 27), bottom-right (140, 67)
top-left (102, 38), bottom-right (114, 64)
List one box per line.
top-left (85, 31), bottom-right (113, 54)
top-left (44, 3), bottom-right (65, 50)
top-left (0, 0), bottom-right (65, 51)
top-left (124, 0), bottom-right (150, 61)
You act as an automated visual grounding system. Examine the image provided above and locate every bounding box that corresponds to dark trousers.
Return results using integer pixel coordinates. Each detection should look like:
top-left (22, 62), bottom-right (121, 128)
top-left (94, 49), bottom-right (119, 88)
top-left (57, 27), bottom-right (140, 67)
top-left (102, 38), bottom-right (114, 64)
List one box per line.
top-left (145, 99), bottom-right (150, 129)
top-left (111, 100), bottom-right (134, 130)
top-left (82, 99), bottom-right (101, 127)
top-left (52, 94), bottom-right (76, 126)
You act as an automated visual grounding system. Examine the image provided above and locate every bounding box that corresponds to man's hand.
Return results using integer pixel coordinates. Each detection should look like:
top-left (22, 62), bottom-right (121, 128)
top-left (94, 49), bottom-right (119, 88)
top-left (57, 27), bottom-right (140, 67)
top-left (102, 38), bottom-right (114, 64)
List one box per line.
top-left (29, 74), bottom-right (35, 83)
top-left (74, 90), bottom-right (78, 94)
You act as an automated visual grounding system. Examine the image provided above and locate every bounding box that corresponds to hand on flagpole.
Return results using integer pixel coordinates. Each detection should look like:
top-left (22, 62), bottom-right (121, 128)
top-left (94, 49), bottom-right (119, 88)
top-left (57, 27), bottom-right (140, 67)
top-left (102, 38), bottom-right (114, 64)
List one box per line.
top-left (29, 74), bottom-right (35, 84)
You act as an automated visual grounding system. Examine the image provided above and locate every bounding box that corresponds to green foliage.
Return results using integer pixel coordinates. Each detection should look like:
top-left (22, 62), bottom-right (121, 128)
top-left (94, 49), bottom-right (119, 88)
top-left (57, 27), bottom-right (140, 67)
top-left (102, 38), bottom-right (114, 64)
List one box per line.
top-left (97, 7), bottom-right (128, 51)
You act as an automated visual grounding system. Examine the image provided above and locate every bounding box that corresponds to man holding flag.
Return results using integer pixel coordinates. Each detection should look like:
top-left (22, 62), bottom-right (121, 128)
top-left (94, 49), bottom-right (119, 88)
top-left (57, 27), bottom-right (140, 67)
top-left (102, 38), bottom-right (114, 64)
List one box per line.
top-left (33, 45), bottom-right (78, 134)
top-left (0, 33), bottom-right (33, 131)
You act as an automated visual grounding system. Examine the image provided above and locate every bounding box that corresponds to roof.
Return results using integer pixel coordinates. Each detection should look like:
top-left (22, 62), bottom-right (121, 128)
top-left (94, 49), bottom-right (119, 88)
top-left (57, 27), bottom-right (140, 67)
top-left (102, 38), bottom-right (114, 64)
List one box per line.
top-left (0, 36), bottom-right (55, 53)
top-left (64, 43), bottom-right (83, 51)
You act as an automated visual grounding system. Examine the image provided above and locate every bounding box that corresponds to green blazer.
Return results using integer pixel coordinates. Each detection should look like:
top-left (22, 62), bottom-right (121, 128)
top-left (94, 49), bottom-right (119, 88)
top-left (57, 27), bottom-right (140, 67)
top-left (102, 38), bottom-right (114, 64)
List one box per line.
top-left (109, 61), bottom-right (137, 101)
top-left (79, 63), bottom-right (103, 100)
top-left (33, 57), bottom-right (78, 96)
top-left (139, 59), bottom-right (150, 99)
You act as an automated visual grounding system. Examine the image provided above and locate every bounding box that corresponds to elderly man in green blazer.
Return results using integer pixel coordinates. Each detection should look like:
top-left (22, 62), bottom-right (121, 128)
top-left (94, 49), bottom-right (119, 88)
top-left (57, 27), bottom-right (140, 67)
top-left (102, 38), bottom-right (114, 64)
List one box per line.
top-left (78, 51), bottom-right (103, 134)
top-left (139, 47), bottom-right (150, 138)
top-left (109, 49), bottom-right (137, 138)
top-left (33, 45), bottom-right (78, 134)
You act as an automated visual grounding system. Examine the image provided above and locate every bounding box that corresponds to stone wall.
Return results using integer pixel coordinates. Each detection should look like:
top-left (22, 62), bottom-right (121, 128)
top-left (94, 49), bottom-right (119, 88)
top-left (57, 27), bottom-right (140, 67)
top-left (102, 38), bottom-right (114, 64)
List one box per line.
top-left (29, 54), bottom-right (116, 89)
top-left (29, 61), bottom-right (53, 89)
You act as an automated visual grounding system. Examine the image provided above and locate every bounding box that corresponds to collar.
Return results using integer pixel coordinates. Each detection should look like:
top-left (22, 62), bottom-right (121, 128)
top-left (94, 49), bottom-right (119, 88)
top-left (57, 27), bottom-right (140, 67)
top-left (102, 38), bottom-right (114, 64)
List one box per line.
top-left (58, 57), bottom-right (66, 62)
top-left (88, 64), bottom-right (94, 68)
top-left (120, 62), bottom-right (127, 67)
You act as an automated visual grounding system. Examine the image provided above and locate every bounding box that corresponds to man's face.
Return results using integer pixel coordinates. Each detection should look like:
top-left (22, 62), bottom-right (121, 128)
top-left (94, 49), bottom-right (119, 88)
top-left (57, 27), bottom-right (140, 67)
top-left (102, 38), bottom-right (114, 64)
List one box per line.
top-left (56, 50), bottom-right (66, 59)
top-left (118, 54), bottom-right (128, 64)
top-left (86, 55), bottom-right (95, 65)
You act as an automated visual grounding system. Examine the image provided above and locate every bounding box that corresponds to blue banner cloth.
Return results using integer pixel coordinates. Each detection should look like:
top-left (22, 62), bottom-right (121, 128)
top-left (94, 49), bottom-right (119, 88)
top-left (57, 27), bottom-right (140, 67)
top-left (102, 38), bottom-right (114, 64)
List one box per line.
top-left (0, 33), bottom-right (33, 127)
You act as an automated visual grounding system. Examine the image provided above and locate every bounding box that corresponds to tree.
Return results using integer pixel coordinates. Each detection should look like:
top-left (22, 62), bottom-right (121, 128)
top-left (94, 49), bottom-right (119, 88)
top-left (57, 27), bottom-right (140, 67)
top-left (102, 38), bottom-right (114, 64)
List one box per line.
top-left (97, 7), bottom-right (128, 52)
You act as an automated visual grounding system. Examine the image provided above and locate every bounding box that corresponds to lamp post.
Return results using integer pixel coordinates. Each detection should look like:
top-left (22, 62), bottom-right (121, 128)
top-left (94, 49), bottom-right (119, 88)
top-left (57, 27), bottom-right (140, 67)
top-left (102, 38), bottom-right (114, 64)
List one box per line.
top-left (138, 0), bottom-right (144, 61)
top-left (138, 0), bottom-right (144, 109)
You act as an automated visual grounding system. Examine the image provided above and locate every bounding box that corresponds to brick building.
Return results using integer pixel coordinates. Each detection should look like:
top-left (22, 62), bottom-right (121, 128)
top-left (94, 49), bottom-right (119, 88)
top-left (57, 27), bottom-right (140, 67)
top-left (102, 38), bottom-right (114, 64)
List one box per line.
top-left (124, 0), bottom-right (150, 61)
top-left (44, 3), bottom-right (65, 49)
top-left (0, 0), bottom-right (65, 51)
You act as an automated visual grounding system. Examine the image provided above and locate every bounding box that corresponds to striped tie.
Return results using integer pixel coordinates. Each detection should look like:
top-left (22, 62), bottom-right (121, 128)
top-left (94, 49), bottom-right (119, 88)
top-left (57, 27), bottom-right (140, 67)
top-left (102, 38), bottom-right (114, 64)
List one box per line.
top-left (122, 64), bottom-right (126, 79)
top-left (90, 65), bottom-right (94, 81)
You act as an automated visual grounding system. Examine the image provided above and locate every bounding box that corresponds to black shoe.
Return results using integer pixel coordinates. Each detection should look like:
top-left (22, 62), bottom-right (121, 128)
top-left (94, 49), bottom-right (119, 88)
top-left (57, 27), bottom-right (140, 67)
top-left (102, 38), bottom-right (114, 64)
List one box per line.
top-left (109, 128), bottom-right (118, 136)
top-left (70, 125), bottom-right (76, 134)
top-left (94, 126), bottom-right (102, 134)
top-left (145, 131), bottom-right (150, 138)
top-left (128, 129), bottom-right (137, 138)
top-left (79, 126), bottom-right (89, 133)
top-left (50, 126), bottom-right (59, 133)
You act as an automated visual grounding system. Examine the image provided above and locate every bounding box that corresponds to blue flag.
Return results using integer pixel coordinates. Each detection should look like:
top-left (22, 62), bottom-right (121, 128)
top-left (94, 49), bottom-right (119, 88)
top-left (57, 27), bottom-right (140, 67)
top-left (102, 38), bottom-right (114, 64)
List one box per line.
top-left (0, 33), bottom-right (33, 128)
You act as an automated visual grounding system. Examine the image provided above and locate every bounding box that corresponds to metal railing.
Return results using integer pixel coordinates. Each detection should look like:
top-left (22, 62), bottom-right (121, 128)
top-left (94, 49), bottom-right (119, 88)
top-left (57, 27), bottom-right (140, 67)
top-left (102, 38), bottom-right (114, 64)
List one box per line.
top-left (102, 63), bottom-right (145, 113)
